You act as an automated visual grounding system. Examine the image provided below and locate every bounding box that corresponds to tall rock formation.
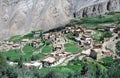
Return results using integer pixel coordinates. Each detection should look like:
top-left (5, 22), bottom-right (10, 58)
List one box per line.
top-left (0, 0), bottom-right (120, 39)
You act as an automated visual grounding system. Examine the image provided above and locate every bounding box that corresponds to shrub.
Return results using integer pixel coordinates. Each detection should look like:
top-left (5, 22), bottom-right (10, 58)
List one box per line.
top-left (103, 31), bottom-right (112, 38)
top-left (116, 41), bottom-right (120, 56)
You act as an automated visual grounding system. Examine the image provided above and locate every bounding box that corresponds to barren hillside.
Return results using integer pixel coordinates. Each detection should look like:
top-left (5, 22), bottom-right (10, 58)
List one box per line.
top-left (0, 0), bottom-right (120, 39)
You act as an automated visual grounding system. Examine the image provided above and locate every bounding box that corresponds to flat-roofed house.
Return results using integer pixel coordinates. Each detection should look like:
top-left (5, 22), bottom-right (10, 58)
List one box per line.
top-left (93, 43), bottom-right (102, 48)
top-left (54, 44), bottom-right (62, 51)
top-left (29, 39), bottom-right (42, 48)
top-left (41, 57), bottom-right (59, 67)
top-left (12, 44), bottom-right (21, 49)
top-left (33, 31), bottom-right (41, 38)
top-left (21, 39), bottom-right (29, 45)
top-left (89, 49), bottom-right (103, 60)
top-left (42, 33), bottom-right (50, 40)
top-left (7, 41), bottom-right (14, 46)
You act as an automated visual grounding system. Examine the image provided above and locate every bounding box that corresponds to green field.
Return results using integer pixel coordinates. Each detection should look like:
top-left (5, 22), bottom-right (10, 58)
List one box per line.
top-left (102, 57), bottom-right (114, 64)
top-left (39, 65), bottom-right (83, 77)
top-left (23, 44), bottom-right (36, 52)
top-left (2, 49), bottom-right (45, 62)
top-left (9, 35), bottom-right (22, 42)
top-left (41, 45), bottom-right (53, 53)
top-left (69, 12), bottom-right (120, 29)
top-left (64, 42), bottom-right (83, 53)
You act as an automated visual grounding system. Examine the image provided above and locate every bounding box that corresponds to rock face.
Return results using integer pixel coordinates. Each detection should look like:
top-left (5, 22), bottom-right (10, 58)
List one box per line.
top-left (75, 0), bottom-right (120, 18)
top-left (0, 0), bottom-right (120, 39)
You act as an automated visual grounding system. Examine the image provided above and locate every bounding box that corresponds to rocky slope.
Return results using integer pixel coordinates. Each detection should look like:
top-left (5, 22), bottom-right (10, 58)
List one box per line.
top-left (0, 0), bottom-right (120, 39)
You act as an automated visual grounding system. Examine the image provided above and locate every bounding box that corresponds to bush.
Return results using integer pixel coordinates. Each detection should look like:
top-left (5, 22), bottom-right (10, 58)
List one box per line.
top-left (93, 35), bottom-right (103, 41)
top-left (116, 41), bottom-right (120, 56)
top-left (103, 31), bottom-right (112, 38)
top-left (0, 54), bottom-right (6, 70)
top-left (102, 57), bottom-right (114, 66)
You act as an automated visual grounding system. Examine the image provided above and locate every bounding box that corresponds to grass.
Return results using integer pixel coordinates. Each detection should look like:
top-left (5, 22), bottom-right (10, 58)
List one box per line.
top-left (39, 65), bottom-right (83, 77)
top-left (92, 35), bottom-right (103, 41)
top-left (3, 50), bottom-right (22, 62)
top-left (23, 44), bottom-right (36, 52)
top-left (64, 42), bottom-right (77, 47)
top-left (9, 35), bottom-right (22, 42)
top-left (41, 45), bottom-right (53, 53)
top-left (22, 32), bottom-right (34, 39)
top-left (65, 46), bottom-right (82, 53)
top-left (69, 12), bottom-right (120, 29)
top-left (9, 30), bottom-right (43, 42)
top-left (35, 53), bottom-right (45, 59)
top-left (64, 42), bottom-right (83, 53)
top-left (88, 58), bottom-right (107, 75)
top-left (2, 49), bottom-right (45, 62)
top-left (102, 57), bottom-right (114, 64)
top-left (23, 52), bottom-right (33, 62)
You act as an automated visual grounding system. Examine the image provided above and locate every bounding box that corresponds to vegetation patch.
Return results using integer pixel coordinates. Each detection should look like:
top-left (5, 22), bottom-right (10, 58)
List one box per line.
top-left (64, 42), bottom-right (82, 53)
top-left (92, 35), bottom-right (103, 41)
top-left (116, 41), bottom-right (120, 56)
top-left (102, 57), bottom-right (114, 66)
top-left (64, 42), bottom-right (77, 47)
top-left (69, 12), bottom-right (120, 29)
top-left (23, 44), bottom-right (36, 52)
top-left (65, 46), bottom-right (82, 53)
top-left (9, 35), bottom-right (22, 42)
top-left (31, 53), bottom-right (45, 61)
top-left (41, 45), bottom-right (53, 53)
top-left (3, 50), bottom-right (22, 62)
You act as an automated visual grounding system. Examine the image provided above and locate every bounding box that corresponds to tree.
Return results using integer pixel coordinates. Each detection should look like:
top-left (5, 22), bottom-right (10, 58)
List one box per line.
top-left (31, 55), bottom-right (38, 61)
top-left (103, 31), bottom-right (112, 38)
top-left (18, 55), bottom-right (24, 68)
top-left (107, 59), bottom-right (120, 78)
top-left (0, 54), bottom-right (6, 70)
top-left (116, 41), bottom-right (120, 56)
top-left (44, 70), bottom-right (62, 78)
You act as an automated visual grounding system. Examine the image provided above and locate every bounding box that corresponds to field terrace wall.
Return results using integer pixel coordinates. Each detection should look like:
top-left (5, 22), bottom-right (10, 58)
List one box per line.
top-left (75, 0), bottom-right (120, 18)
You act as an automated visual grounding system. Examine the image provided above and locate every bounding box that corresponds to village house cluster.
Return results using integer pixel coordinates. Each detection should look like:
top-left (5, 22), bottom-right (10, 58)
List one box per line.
top-left (41, 52), bottom-right (71, 67)
top-left (0, 38), bottom-right (43, 52)
top-left (0, 24), bottom-right (120, 68)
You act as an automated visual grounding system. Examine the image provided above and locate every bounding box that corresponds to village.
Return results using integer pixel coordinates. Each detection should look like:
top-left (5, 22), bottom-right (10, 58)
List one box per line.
top-left (0, 24), bottom-right (120, 69)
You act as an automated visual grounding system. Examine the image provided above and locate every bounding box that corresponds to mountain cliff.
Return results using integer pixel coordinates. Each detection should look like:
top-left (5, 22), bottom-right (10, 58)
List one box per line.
top-left (0, 0), bottom-right (120, 39)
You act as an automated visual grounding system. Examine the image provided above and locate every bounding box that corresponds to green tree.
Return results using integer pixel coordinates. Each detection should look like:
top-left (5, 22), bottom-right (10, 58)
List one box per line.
top-left (44, 70), bottom-right (62, 78)
top-left (116, 41), bottom-right (120, 56)
top-left (18, 55), bottom-right (24, 68)
top-left (0, 54), bottom-right (6, 70)
top-left (31, 55), bottom-right (38, 61)
top-left (103, 31), bottom-right (112, 38)
top-left (107, 59), bottom-right (120, 78)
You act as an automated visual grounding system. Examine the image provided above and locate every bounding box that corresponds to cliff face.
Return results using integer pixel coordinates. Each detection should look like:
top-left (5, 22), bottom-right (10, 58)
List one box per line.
top-left (0, 0), bottom-right (120, 40)
top-left (75, 0), bottom-right (120, 18)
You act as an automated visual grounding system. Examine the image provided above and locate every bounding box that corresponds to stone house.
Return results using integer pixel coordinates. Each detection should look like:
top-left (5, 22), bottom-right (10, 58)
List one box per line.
top-left (113, 27), bottom-right (120, 33)
top-left (21, 39), bottom-right (29, 45)
top-left (29, 39), bottom-right (42, 48)
top-left (42, 33), bottom-right (50, 40)
top-left (93, 43), bottom-right (102, 48)
top-left (41, 56), bottom-right (59, 67)
top-left (89, 49), bottom-right (103, 60)
top-left (12, 44), bottom-right (21, 49)
top-left (33, 31), bottom-right (42, 38)
top-left (41, 51), bottom-right (71, 67)
top-left (54, 44), bottom-right (62, 51)
top-left (104, 38), bottom-right (110, 42)
top-left (7, 41), bottom-right (14, 46)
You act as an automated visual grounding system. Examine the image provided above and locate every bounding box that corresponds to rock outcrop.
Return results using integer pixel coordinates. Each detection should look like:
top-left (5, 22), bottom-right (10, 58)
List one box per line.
top-left (75, 0), bottom-right (120, 18)
top-left (0, 0), bottom-right (120, 40)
